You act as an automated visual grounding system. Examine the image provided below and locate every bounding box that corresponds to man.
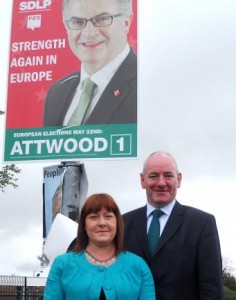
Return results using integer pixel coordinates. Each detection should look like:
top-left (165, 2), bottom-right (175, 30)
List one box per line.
top-left (44, 0), bottom-right (137, 126)
top-left (123, 151), bottom-right (224, 299)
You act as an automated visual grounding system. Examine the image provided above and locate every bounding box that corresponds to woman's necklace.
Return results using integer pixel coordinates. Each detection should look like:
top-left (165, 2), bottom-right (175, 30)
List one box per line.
top-left (85, 250), bottom-right (116, 266)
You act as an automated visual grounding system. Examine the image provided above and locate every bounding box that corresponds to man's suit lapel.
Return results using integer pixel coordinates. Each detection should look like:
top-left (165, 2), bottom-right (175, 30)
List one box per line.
top-left (89, 77), bottom-right (132, 123)
top-left (86, 49), bottom-right (137, 124)
top-left (57, 73), bottom-right (81, 125)
top-left (132, 206), bottom-right (150, 258)
top-left (155, 201), bottom-right (184, 254)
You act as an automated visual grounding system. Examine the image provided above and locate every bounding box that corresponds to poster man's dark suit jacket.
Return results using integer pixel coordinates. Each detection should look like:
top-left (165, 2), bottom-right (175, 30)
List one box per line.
top-left (43, 49), bottom-right (137, 126)
top-left (123, 201), bottom-right (224, 300)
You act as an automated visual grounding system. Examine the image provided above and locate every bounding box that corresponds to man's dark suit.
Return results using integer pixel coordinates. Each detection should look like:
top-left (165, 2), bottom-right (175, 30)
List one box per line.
top-left (43, 49), bottom-right (137, 126)
top-left (123, 201), bottom-right (224, 300)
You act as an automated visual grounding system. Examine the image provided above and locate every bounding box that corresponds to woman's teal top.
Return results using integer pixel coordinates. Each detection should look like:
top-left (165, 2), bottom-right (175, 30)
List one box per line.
top-left (43, 251), bottom-right (155, 300)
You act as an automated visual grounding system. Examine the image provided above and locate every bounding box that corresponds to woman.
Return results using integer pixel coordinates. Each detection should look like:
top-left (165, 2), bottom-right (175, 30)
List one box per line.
top-left (43, 193), bottom-right (155, 299)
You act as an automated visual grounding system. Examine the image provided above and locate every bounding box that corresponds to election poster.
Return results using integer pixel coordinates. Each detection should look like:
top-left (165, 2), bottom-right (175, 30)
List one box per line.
top-left (43, 162), bottom-right (88, 238)
top-left (4, 0), bottom-right (137, 162)
top-left (43, 165), bottom-right (65, 238)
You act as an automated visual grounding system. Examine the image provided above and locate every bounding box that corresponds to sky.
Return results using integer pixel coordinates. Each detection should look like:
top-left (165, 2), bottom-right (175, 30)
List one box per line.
top-left (1, 0), bottom-right (236, 277)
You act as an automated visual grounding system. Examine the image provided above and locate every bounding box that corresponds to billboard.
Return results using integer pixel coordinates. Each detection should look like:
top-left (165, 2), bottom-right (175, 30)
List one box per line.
top-left (4, 0), bottom-right (137, 162)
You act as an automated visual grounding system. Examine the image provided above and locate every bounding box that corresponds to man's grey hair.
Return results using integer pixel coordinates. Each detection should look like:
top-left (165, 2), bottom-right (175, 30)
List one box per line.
top-left (117, 0), bottom-right (133, 15)
top-left (142, 151), bottom-right (179, 174)
top-left (62, 0), bottom-right (133, 18)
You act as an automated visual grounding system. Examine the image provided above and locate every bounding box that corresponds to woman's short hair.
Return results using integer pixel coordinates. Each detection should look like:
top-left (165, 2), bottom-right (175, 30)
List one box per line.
top-left (74, 193), bottom-right (124, 255)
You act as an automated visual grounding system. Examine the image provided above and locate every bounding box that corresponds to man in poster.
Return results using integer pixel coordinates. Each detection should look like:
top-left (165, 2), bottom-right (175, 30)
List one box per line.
top-left (43, 0), bottom-right (137, 127)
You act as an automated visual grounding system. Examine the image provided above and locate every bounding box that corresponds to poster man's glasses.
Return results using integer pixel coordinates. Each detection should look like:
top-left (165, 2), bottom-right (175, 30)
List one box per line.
top-left (65, 14), bottom-right (122, 30)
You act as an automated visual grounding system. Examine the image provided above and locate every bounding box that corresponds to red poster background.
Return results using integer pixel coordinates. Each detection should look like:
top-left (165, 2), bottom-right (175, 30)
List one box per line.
top-left (6, 0), bottom-right (137, 129)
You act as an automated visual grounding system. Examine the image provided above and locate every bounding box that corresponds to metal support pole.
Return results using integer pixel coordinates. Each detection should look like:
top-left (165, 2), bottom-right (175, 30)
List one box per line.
top-left (24, 276), bottom-right (27, 300)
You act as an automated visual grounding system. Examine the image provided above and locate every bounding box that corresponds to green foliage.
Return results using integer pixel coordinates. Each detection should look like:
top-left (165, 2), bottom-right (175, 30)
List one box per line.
top-left (0, 164), bottom-right (21, 192)
top-left (224, 286), bottom-right (236, 300)
top-left (224, 273), bottom-right (236, 291)
top-left (0, 111), bottom-right (21, 192)
top-left (223, 257), bottom-right (236, 291)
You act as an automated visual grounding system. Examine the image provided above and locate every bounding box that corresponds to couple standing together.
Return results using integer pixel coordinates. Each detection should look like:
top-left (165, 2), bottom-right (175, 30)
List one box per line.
top-left (44, 151), bottom-right (224, 299)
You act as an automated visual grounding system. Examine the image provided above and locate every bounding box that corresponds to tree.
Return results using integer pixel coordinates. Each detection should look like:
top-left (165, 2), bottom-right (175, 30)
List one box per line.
top-left (0, 111), bottom-right (21, 192)
top-left (0, 164), bottom-right (21, 192)
top-left (223, 257), bottom-right (236, 291)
